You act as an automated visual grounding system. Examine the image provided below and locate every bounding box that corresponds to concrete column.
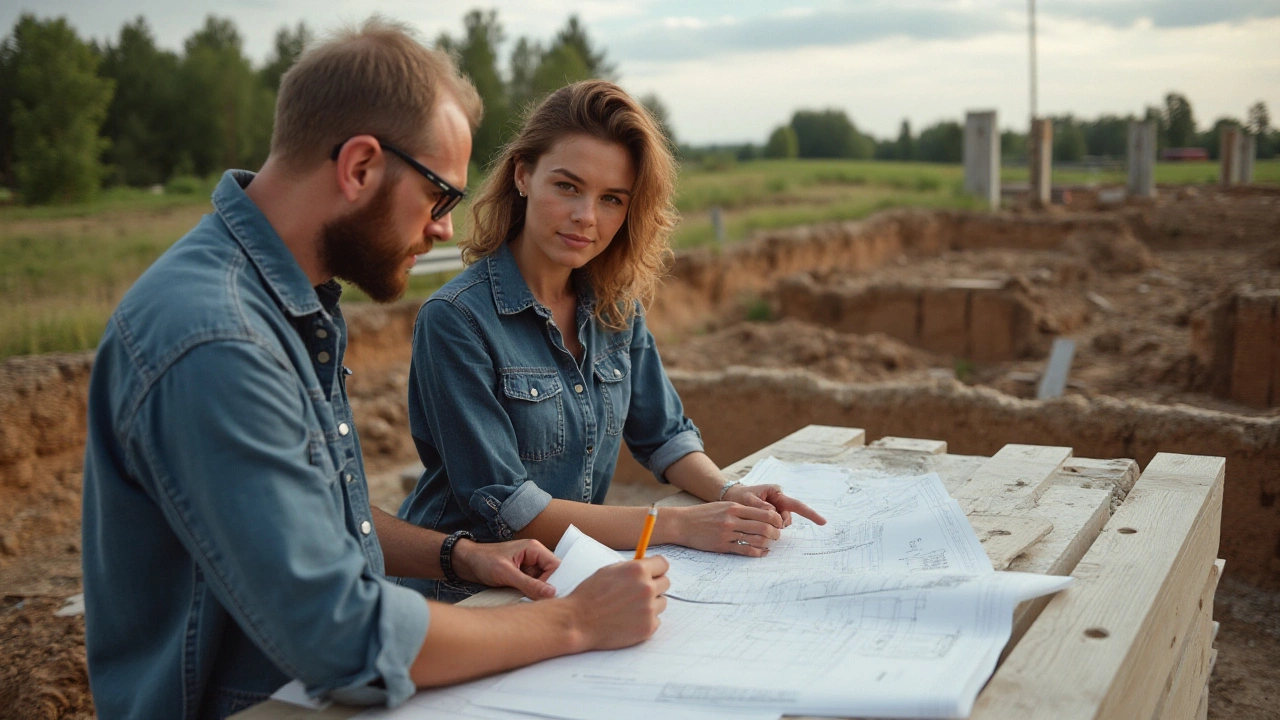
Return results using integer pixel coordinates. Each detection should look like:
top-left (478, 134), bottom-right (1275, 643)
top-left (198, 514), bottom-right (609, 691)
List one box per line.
top-left (1220, 126), bottom-right (1240, 186)
top-left (1238, 134), bottom-right (1257, 184)
top-left (1127, 120), bottom-right (1157, 198)
top-left (964, 110), bottom-right (1000, 210)
top-left (1029, 118), bottom-right (1053, 207)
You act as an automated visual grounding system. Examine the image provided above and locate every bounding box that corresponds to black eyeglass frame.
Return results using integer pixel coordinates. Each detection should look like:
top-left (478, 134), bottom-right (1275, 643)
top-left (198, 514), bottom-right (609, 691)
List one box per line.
top-left (329, 139), bottom-right (466, 221)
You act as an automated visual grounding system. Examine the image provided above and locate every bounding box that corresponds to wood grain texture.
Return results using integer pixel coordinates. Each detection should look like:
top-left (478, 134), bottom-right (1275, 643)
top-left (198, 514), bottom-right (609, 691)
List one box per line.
top-left (1147, 559), bottom-right (1222, 720)
top-left (970, 452), bottom-right (1224, 720)
top-left (969, 514), bottom-right (1054, 571)
top-left (954, 443), bottom-right (1072, 515)
top-left (869, 436), bottom-right (949, 454)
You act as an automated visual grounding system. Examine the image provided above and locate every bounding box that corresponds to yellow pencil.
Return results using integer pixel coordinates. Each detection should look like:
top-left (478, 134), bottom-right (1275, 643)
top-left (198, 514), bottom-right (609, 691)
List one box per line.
top-left (634, 505), bottom-right (658, 559)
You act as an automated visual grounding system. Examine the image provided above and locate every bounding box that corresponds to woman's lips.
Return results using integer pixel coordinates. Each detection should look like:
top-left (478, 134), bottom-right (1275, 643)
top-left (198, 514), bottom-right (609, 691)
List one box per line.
top-left (558, 232), bottom-right (592, 249)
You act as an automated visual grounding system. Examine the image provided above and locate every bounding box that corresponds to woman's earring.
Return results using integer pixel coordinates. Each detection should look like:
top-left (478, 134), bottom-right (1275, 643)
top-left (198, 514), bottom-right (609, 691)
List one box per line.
top-left (518, 189), bottom-right (526, 198)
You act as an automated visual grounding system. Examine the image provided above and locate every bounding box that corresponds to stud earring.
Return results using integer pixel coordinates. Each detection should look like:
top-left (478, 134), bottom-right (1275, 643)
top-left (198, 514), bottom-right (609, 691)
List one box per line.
top-left (518, 189), bottom-right (526, 197)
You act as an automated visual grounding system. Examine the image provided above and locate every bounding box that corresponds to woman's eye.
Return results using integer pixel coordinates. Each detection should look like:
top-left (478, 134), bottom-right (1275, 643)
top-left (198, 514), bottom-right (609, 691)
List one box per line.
top-left (603, 194), bottom-right (623, 206)
top-left (555, 181), bottom-right (575, 192)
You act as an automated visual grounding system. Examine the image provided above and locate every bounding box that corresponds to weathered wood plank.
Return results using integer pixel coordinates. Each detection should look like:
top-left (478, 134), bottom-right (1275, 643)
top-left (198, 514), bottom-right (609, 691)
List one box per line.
top-left (1003, 485), bottom-right (1113, 659)
top-left (1147, 559), bottom-right (1223, 720)
top-left (720, 425), bottom-right (866, 481)
top-left (970, 452), bottom-right (1224, 720)
top-left (953, 443), bottom-right (1072, 514)
top-left (868, 436), bottom-right (948, 454)
top-left (970, 514), bottom-right (1054, 571)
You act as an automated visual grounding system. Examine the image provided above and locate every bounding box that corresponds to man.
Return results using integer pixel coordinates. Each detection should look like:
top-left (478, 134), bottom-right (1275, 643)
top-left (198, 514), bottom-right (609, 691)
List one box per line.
top-left (81, 19), bottom-right (669, 720)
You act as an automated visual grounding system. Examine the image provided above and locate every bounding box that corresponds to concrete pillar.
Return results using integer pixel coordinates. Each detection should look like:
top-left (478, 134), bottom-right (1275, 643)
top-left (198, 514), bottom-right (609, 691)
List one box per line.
top-left (1127, 120), bottom-right (1157, 198)
top-left (1220, 126), bottom-right (1240, 186)
top-left (1028, 118), bottom-right (1053, 207)
top-left (964, 110), bottom-right (1000, 210)
top-left (1238, 134), bottom-right (1257, 184)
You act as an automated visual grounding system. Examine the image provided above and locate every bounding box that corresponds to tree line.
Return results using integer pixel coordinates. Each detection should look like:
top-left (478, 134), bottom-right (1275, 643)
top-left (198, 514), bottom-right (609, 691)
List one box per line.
top-left (0, 10), bottom-right (653, 205)
top-left (747, 93), bottom-right (1276, 165)
top-left (1, 9), bottom-right (1276, 205)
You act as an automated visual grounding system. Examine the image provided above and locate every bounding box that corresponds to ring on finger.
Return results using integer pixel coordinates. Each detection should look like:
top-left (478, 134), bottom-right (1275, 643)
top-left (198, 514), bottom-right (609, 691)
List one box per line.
top-left (735, 539), bottom-right (751, 546)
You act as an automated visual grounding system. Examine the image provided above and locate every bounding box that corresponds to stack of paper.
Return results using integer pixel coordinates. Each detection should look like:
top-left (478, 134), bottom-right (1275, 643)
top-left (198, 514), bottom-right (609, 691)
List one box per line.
top-left (284, 458), bottom-right (1073, 720)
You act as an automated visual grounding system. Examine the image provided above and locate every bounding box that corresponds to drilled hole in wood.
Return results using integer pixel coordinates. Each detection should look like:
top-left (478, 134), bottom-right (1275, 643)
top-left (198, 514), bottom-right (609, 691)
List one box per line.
top-left (1118, 527), bottom-right (1138, 534)
top-left (1084, 627), bottom-right (1110, 639)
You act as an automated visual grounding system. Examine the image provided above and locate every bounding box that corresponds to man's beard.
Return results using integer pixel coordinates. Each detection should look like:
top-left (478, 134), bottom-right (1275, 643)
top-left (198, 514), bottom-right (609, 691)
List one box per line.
top-left (318, 182), bottom-right (428, 303)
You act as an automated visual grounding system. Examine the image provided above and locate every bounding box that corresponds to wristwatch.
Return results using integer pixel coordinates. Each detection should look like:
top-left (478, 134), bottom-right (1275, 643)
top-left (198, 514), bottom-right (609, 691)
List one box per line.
top-left (440, 530), bottom-right (475, 586)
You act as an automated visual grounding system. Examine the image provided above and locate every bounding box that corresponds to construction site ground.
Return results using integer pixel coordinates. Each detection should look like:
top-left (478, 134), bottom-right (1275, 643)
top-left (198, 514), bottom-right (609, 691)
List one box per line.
top-left (1, 187), bottom-right (1277, 718)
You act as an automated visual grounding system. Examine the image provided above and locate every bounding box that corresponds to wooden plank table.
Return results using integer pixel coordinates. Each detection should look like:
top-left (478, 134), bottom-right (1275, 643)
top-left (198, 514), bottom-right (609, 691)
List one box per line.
top-left (234, 425), bottom-right (1223, 720)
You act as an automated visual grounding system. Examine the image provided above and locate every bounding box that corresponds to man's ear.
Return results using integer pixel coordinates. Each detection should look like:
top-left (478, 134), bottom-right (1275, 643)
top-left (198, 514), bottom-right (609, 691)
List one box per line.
top-left (333, 135), bottom-right (388, 202)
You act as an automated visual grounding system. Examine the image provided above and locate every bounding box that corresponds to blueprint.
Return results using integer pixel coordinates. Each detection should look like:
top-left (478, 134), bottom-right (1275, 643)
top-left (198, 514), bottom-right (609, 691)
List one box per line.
top-left (471, 458), bottom-right (1072, 719)
top-left (656, 459), bottom-right (992, 604)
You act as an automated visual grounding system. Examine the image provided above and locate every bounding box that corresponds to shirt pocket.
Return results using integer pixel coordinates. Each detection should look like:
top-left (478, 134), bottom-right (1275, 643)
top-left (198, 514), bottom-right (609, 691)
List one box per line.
top-left (593, 349), bottom-right (631, 436)
top-left (499, 369), bottom-right (566, 461)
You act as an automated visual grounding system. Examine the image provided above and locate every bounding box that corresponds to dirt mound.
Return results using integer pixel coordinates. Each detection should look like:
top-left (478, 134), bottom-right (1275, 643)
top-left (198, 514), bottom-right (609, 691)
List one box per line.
top-left (1063, 226), bottom-right (1157, 273)
top-left (0, 598), bottom-right (92, 720)
top-left (662, 319), bottom-right (946, 383)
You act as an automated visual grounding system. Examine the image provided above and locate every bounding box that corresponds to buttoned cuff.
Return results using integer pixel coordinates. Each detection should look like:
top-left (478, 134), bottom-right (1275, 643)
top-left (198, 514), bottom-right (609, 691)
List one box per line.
top-left (646, 430), bottom-right (705, 484)
top-left (326, 579), bottom-right (429, 707)
top-left (490, 480), bottom-right (554, 539)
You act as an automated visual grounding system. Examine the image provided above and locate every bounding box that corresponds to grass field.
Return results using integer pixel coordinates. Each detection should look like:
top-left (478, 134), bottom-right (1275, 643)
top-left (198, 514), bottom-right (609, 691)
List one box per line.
top-left (2, 159), bottom-right (1277, 360)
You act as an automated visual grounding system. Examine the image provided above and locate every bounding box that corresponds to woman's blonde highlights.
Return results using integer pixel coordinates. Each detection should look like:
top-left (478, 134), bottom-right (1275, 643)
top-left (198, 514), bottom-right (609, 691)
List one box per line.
top-left (461, 80), bottom-right (678, 331)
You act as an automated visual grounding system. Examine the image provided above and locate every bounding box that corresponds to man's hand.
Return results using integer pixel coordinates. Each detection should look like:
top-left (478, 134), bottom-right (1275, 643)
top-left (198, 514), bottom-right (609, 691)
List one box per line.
top-left (724, 483), bottom-right (827, 528)
top-left (452, 538), bottom-right (560, 599)
top-left (564, 557), bottom-right (670, 651)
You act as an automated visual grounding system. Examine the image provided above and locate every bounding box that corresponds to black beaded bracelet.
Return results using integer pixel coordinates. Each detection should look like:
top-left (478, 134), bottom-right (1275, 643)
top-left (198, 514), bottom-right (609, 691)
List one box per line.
top-left (440, 530), bottom-right (474, 586)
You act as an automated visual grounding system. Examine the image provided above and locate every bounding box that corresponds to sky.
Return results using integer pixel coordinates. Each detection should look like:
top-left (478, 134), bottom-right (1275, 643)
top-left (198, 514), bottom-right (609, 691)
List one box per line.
top-left (3, 0), bottom-right (1278, 144)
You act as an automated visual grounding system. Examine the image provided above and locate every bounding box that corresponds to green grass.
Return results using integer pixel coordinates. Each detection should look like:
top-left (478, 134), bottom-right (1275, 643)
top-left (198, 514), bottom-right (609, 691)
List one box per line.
top-left (2, 158), bottom-right (1277, 360)
top-left (1002, 159), bottom-right (1280, 186)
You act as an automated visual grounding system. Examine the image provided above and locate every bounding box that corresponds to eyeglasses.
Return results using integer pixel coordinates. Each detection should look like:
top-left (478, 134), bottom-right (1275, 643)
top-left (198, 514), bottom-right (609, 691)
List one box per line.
top-left (329, 139), bottom-right (466, 221)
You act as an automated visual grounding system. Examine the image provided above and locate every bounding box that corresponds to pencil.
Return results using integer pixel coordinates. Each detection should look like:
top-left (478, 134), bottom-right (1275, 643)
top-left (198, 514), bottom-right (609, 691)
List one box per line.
top-left (634, 504), bottom-right (658, 559)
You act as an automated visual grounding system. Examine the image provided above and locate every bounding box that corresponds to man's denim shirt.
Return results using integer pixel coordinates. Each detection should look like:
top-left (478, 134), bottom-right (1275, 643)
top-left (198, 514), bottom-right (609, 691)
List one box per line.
top-left (81, 171), bottom-right (428, 720)
top-left (397, 242), bottom-right (703, 602)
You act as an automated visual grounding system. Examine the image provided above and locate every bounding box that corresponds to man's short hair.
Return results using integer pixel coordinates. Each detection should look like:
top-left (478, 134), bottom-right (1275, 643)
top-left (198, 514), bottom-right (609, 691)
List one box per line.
top-left (271, 16), bottom-right (482, 171)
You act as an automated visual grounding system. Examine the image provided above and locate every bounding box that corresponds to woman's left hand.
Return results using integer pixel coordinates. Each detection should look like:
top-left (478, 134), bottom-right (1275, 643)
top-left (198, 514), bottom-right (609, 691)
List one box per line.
top-left (723, 483), bottom-right (827, 527)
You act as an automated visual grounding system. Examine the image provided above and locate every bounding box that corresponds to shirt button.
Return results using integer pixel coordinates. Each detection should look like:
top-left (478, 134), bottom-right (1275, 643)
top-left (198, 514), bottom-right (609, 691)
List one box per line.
top-left (315, 328), bottom-right (328, 339)
top-left (574, 384), bottom-right (584, 393)
top-left (338, 423), bottom-right (350, 436)
top-left (530, 388), bottom-right (539, 398)
top-left (614, 369), bottom-right (622, 377)
top-left (345, 473), bottom-right (354, 483)
top-left (360, 520), bottom-right (372, 535)
top-left (317, 351), bottom-right (331, 364)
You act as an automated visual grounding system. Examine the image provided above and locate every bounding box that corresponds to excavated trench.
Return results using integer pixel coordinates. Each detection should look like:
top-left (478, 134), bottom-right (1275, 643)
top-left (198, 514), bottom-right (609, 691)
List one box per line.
top-left (1, 188), bottom-right (1279, 717)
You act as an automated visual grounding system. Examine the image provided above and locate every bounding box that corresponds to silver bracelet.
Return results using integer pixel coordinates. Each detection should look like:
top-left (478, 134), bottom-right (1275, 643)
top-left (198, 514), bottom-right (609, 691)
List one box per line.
top-left (717, 480), bottom-right (741, 501)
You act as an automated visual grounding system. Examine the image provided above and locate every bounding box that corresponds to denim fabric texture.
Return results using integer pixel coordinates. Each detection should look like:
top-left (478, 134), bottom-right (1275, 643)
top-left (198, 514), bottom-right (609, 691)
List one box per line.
top-left (80, 171), bottom-right (429, 719)
top-left (397, 242), bottom-right (703, 602)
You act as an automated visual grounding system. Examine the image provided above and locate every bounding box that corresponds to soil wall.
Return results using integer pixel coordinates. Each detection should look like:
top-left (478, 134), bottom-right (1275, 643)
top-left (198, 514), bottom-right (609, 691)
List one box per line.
top-left (610, 368), bottom-right (1280, 588)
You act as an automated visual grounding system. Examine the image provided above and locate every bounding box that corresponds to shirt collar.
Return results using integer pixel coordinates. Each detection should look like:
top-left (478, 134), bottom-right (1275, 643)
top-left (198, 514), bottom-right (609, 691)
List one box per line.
top-left (486, 242), bottom-right (539, 316)
top-left (486, 242), bottom-right (599, 316)
top-left (212, 170), bottom-right (328, 318)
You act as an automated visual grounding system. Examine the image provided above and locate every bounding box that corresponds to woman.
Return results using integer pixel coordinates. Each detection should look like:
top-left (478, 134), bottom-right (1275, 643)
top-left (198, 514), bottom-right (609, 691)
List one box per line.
top-left (398, 80), bottom-right (824, 602)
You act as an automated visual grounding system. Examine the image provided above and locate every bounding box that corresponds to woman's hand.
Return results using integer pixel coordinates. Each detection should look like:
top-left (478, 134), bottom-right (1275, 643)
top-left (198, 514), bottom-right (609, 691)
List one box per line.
top-left (668, 502), bottom-right (787, 557)
top-left (723, 483), bottom-right (827, 528)
top-left (452, 538), bottom-right (561, 599)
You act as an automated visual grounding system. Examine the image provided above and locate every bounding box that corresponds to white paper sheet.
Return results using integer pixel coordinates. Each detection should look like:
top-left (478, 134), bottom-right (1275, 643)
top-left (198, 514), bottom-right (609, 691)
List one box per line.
top-left (472, 458), bottom-right (1072, 719)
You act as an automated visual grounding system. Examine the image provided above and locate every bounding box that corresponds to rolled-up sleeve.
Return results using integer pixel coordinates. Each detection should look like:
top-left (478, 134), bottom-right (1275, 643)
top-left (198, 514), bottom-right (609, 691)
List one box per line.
top-left (128, 341), bottom-right (427, 707)
top-left (621, 311), bottom-right (705, 482)
top-left (411, 299), bottom-right (551, 539)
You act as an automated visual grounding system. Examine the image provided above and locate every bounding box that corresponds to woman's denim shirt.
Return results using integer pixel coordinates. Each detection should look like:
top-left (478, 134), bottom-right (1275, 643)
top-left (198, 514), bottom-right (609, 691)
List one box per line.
top-left (397, 243), bottom-right (703, 601)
